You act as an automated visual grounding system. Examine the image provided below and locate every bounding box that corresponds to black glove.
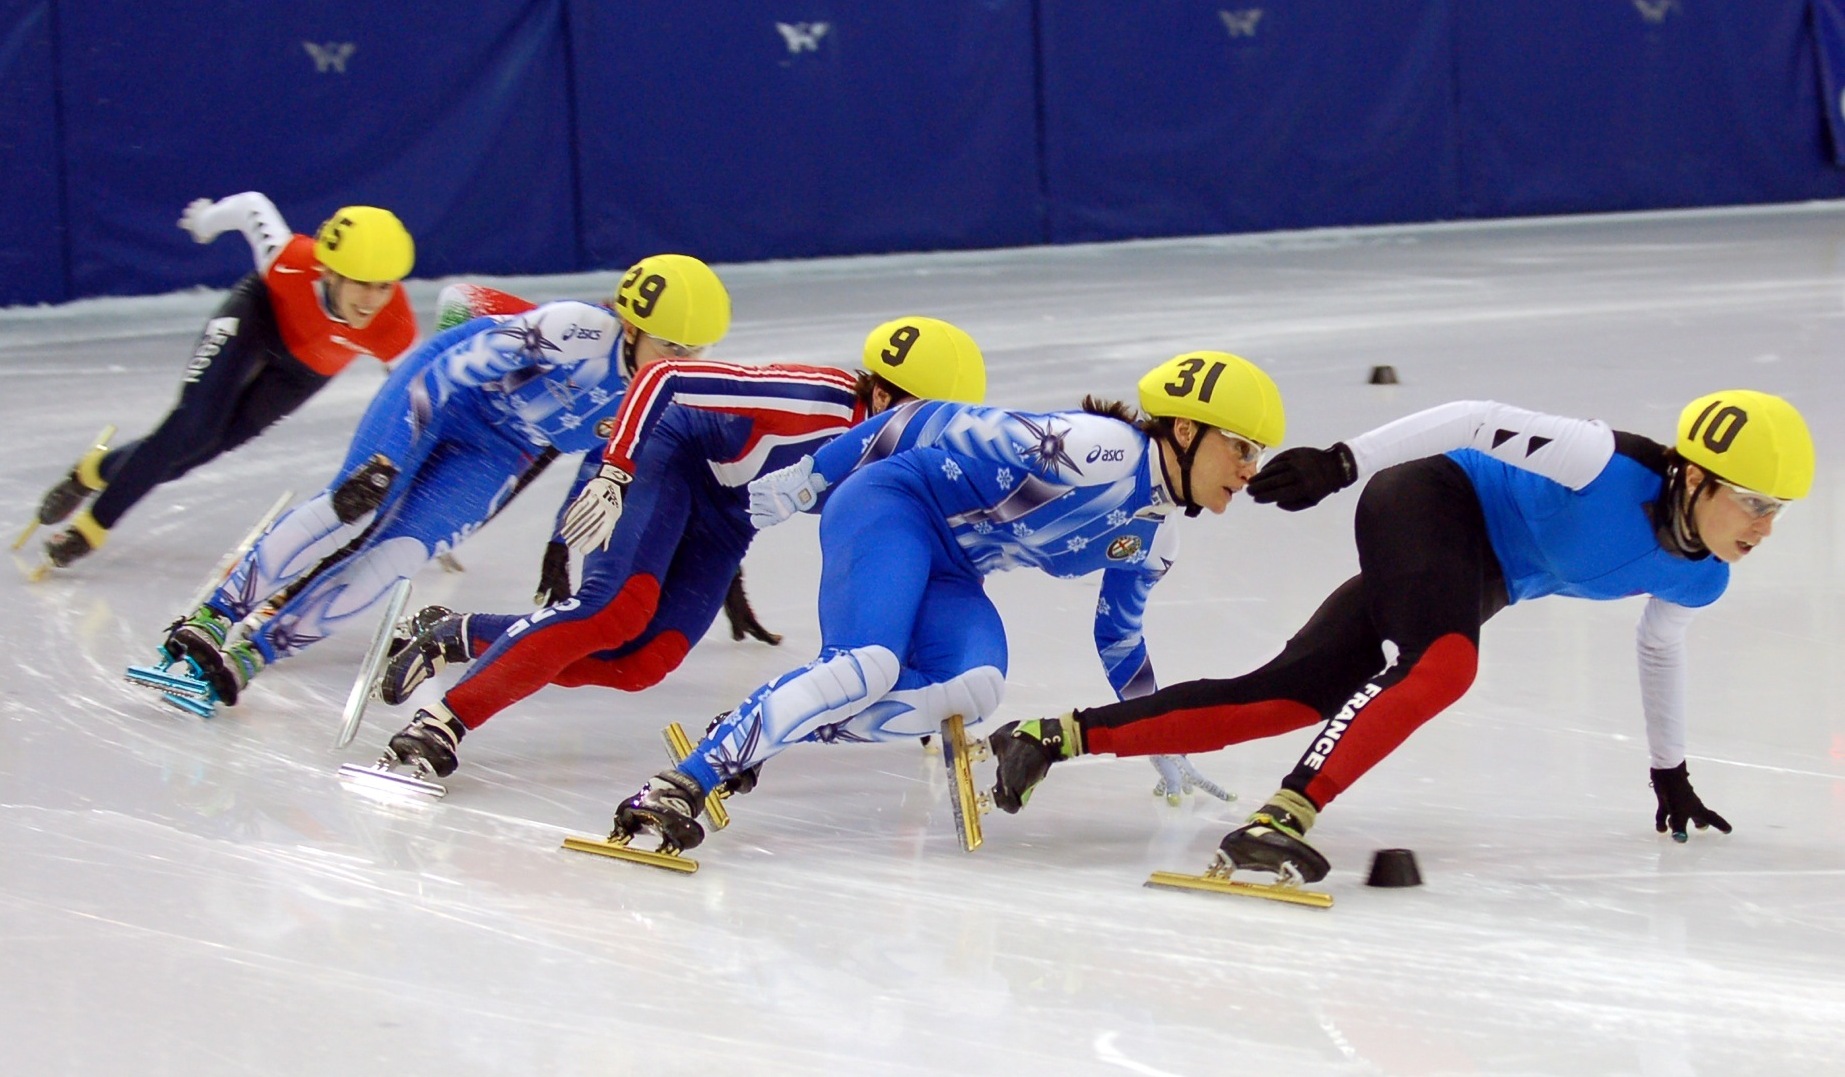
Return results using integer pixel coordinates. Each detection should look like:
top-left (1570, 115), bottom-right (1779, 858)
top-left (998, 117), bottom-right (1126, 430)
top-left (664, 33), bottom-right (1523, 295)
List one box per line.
top-left (1650, 762), bottom-right (1732, 843)
top-left (1246, 443), bottom-right (1357, 512)
top-left (723, 570), bottom-right (782, 645)
top-left (535, 540), bottom-right (573, 606)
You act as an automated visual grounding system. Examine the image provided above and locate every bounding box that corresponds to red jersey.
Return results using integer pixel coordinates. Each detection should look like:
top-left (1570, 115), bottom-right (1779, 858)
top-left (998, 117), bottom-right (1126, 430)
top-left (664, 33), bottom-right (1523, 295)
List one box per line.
top-left (263, 236), bottom-right (416, 376)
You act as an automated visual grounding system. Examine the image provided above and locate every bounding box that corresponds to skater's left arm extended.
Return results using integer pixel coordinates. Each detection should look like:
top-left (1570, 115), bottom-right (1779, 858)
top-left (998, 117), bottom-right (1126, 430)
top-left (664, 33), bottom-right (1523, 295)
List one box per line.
top-left (1634, 595), bottom-right (1731, 841)
top-left (178, 191), bottom-right (293, 272)
top-left (1251, 400), bottom-right (1617, 511)
top-left (1093, 520), bottom-right (1179, 701)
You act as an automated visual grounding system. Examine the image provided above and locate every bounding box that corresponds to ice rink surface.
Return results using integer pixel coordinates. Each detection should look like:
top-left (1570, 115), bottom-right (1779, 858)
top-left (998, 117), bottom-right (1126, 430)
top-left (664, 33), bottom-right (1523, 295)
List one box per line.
top-left (3, 205), bottom-right (1843, 1076)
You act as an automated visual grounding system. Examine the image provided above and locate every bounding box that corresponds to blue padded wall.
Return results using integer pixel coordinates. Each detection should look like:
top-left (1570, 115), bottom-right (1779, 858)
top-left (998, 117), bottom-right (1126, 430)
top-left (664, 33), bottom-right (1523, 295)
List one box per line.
top-left (54, 0), bottom-right (578, 298)
top-left (568, 0), bottom-right (1045, 272)
top-left (1, 0), bottom-right (67, 306)
top-left (1453, 0), bottom-right (1845, 216)
top-left (1038, 0), bottom-right (1461, 242)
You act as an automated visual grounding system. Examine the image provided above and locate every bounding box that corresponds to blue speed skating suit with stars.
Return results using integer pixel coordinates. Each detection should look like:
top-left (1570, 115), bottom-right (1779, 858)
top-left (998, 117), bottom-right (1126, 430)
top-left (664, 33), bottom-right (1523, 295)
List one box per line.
top-left (674, 399), bottom-right (1185, 796)
top-left (208, 301), bottom-right (635, 668)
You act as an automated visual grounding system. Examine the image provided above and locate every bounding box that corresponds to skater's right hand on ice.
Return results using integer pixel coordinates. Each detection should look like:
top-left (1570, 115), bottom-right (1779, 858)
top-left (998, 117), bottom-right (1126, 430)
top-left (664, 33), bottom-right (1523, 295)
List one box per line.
top-left (747, 456), bottom-right (828, 529)
top-left (178, 197), bottom-right (222, 243)
top-left (535, 540), bottom-right (573, 606)
top-left (1246, 443), bottom-right (1357, 512)
top-left (1650, 762), bottom-right (1731, 843)
top-left (561, 463), bottom-right (630, 554)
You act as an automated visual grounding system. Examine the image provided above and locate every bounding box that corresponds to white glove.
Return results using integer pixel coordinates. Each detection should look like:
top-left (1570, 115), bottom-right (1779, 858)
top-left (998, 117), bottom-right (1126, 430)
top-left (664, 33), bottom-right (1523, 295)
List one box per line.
top-left (747, 456), bottom-right (829, 530)
top-left (1149, 755), bottom-right (1235, 806)
top-left (178, 197), bottom-right (223, 243)
top-left (560, 463), bottom-right (631, 554)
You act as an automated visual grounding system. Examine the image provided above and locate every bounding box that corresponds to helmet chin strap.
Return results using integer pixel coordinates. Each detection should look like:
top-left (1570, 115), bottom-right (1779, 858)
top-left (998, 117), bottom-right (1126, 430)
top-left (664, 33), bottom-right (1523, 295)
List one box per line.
top-left (1657, 462), bottom-right (1710, 558)
top-left (620, 331), bottom-right (639, 379)
top-left (1162, 430), bottom-right (1205, 518)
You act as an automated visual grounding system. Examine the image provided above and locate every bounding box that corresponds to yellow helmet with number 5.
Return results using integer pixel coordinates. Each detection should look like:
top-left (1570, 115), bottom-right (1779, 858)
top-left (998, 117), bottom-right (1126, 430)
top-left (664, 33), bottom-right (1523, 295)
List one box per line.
top-left (314, 206), bottom-right (415, 283)
top-left (1676, 389), bottom-right (1814, 500)
top-left (862, 316), bottom-right (986, 404)
top-left (613, 254), bottom-right (731, 347)
top-left (1138, 351), bottom-right (1285, 448)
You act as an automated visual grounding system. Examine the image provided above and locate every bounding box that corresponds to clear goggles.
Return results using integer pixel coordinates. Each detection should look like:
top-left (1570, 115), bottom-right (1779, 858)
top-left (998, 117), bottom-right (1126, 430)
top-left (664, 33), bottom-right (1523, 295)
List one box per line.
top-left (642, 332), bottom-right (710, 359)
top-left (1714, 479), bottom-right (1789, 521)
top-left (1215, 428), bottom-right (1267, 468)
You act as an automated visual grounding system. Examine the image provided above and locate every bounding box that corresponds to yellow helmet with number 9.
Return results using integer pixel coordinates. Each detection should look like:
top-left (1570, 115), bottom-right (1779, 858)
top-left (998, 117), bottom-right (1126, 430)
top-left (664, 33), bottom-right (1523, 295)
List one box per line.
top-left (612, 253), bottom-right (731, 347)
top-left (1138, 351), bottom-right (1285, 448)
top-left (862, 316), bottom-right (986, 404)
top-left (314, 206), bottom-right (414, 283)
top-left (1676, 389), bottom-right (1814, 500)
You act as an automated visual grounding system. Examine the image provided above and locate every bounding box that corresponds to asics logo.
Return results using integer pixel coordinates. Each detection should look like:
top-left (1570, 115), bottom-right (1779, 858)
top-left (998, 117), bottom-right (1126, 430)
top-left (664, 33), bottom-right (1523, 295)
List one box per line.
top-left (1085, 446), bottom-right (1125, 464)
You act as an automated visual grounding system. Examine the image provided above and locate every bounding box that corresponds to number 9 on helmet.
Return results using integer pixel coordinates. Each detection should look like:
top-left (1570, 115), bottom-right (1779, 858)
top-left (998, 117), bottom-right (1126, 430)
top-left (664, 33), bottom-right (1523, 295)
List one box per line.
top-left (1137, 351), bottom-right (1285, 449)
top-left (613, 254), bottom-right (732, 348)
top-left (314, 206), bottom-right (415, 283)
top-left (862, 316), bottom-right (987, 404)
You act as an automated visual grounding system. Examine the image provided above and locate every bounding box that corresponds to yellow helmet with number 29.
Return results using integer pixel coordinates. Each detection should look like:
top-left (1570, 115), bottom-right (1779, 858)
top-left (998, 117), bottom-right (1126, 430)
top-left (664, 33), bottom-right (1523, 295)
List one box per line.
top-left (613, 254), bottom-right (731, 348)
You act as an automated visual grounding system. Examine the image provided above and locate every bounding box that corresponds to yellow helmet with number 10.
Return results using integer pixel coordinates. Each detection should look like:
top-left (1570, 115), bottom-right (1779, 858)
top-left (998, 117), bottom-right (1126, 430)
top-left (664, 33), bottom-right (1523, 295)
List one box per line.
top-left (1138, 351), bottom-right (1285, 448)
top-left (1676, 390), bottom-right (1814, 500)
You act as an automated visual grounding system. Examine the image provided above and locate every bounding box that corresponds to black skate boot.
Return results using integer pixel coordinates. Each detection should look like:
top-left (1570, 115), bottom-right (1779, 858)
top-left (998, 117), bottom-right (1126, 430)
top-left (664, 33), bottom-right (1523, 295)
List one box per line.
top-left (185, 638), bottom-right (265, 707)
top-left (42, 511), bottom-right (107, 569)
top-left (379, 606), bottom-right (471, 704)
top-left (1214, 789), bottom-right (1331, 884)
top-left (387, 705), bottom-right (467, 778)
top-left (37, 445), bottom-right (108, 525)
top-left (164, 604), bottom-right (234, 663)
top-left (612, 769), bottom-right (708, 853)
top-left (989, 713), bottom-right (1083, 813)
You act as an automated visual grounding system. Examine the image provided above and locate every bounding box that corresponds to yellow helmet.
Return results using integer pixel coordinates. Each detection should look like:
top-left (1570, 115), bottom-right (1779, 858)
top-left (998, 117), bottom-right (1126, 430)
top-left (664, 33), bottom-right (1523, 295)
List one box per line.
top-left (613, 254), bottom-right (731, 347)
top-left (314, 206), bottom-right (414, 283)
top-left (1676, 390), bottom-right (1814, 500)
top-left (1137, 351), bottom-right (1285, 448)
top-left (862, 316), bottom-right (987, 404)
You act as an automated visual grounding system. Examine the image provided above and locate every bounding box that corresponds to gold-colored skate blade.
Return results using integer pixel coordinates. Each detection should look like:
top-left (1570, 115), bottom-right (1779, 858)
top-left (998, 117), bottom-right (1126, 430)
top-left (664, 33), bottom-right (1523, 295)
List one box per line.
top-left (337, 761), bottom-right (448, 799)
top-left (335, 579), bottom-right (413, 748)
top-left (18, 554), bottom-right (52, 582)
top-left (940, 715), bottom-right (991, 852)
top-left (435, 552), bottom-right (465, 573)
top-left (1145, 869), bottom-right (1334, 909)
top-left (12, 520), bottom-right (40, 552)
top-left (661, 721), bottom-right (729, 831)
top-left (562, 834), bottom-right (699, 874)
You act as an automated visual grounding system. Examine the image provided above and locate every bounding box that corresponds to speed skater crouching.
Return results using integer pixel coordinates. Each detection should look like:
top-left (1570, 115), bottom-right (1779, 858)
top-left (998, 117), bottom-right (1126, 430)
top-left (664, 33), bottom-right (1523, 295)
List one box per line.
top-left (600, 350), bottom-right (1285, 860)
top-left (990, 390), bottom-right (1814, 890)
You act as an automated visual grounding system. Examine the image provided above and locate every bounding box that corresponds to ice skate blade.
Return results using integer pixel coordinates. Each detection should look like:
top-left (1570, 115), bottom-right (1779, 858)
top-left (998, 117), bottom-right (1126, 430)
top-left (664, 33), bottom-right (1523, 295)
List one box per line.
top-left (337, 761), bottom-right (448, 799)
top-left (561, 835), bottom-right (699, 874)
top-left (335, 578), bottom-right (413, 748)
top-left (18, 555), bottom-right (53, 582)
top-left (1145, 869), bottom-right (1334, 909)
top-left (125, 662), bottom-right (215, 701)
top-left (12, 520), bottom-right (40, 552)
top-left (160, 692), bottom-right (218, 719)
top-left (661, 722), bottom-right (729, 831)
top-left (17, 423), bottom-right (116, 553)
top-left (940, 714), bottom-right (990, 852)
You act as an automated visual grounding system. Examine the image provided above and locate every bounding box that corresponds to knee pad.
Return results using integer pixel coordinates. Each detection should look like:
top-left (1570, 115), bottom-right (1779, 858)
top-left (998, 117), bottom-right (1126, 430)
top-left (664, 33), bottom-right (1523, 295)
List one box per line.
top-left (332, 454), bottom-right (397, 524)
top-left (875, 666), bottom-right (1006, 737)
top-left (756, 645), bottom-right (901, 744)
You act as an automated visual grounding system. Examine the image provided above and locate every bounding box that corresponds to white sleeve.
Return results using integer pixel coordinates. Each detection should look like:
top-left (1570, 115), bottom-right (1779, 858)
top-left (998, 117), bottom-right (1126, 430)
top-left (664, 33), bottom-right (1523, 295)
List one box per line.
top-left (1635, 596), bottom-right (1697, 769)
top-left (1344, 400), bottom-right (1615, 491)
top-left (181, 192), bottom-right (292, 273)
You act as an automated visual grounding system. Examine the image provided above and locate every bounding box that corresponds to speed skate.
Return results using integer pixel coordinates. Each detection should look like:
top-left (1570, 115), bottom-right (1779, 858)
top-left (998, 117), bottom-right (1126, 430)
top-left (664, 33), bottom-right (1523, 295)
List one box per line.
top-left (1145, 861), bottom-right (1334, 909)
top-left (123, 652), bottom-right (219, 718)
top-left (335, 581), bottom-right (447, 797)
top-left (939, 714), bottom-right (990, 852)
top-left (560, 720), bottom-right (731, 873)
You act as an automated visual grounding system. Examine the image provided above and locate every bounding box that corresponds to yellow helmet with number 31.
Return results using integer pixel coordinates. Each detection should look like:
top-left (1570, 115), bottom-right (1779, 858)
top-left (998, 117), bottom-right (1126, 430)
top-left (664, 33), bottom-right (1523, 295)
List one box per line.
top-left (613, 254), bottom-right (731, 347)
top-left (862, 316), bottom-right (986, 404)
top-left (314, 206), bottom-right (415, 283)
top-left (1676, 389), bottom-right (1814, 501)
top-left (1137, 351), bottom-right (1285, 448)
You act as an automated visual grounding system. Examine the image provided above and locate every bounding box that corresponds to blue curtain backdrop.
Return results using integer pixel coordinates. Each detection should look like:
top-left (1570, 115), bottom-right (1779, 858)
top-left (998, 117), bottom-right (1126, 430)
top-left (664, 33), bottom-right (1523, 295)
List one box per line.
top-left (5, 0), bottom-right (1844, 308)
top-left (1, 0), bottom-right (66, 305)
